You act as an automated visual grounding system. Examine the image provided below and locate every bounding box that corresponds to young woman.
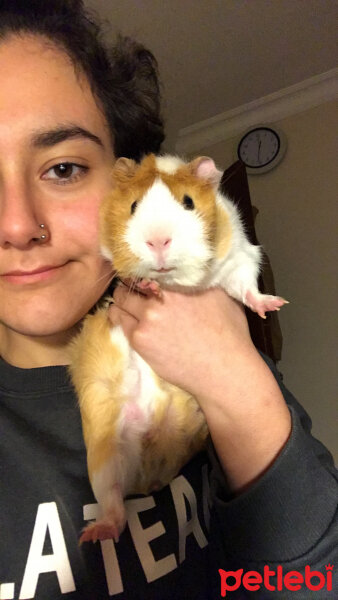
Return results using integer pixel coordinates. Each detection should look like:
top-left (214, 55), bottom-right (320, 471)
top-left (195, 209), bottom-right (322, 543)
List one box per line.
top-left (0, 1), bottom-right (336, 598)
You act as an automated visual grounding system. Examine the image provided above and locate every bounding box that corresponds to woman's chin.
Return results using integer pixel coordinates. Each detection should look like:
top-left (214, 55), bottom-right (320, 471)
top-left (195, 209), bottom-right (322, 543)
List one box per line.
top-left (0, 304), bottom-right (90, 339)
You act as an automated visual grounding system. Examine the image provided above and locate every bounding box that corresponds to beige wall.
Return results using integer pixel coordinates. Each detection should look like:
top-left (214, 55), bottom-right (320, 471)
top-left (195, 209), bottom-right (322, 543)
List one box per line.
top-left (193, 99), bottom-right (338, 462)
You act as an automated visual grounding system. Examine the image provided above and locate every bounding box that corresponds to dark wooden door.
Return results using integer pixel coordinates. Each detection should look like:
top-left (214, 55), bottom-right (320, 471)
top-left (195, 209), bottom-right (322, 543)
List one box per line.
top-left (220, 160), bottom-right (283, 363)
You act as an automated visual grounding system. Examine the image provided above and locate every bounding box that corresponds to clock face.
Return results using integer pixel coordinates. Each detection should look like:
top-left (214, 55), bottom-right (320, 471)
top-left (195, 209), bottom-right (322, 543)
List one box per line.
top-left (238, 127), bottom-right (280, 169)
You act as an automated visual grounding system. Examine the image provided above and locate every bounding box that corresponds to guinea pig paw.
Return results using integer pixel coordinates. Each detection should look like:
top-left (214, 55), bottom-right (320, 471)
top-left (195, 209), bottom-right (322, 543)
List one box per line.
top-left (245, 291), bottom-right (289, 319)
top-left (137, 278), bottom-right (163, 298)
top-left (79, 510), bottom-right (127, 544)
top-left (79, 519), bottom-right (122, 544)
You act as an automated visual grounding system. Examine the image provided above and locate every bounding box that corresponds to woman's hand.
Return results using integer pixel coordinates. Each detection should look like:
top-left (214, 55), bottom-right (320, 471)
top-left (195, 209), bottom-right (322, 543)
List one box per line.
top-left (109, 284), bottom-right (254, 398)
top-left (108, 284), bottom-right (291, 493)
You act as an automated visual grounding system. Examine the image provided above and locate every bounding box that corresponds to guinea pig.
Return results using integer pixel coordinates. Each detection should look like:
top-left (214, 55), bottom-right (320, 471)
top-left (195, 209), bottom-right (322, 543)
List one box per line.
top-left (100, 154), bottom-right (287, 315)
top-left (68, 153), bottom-right (288, 544)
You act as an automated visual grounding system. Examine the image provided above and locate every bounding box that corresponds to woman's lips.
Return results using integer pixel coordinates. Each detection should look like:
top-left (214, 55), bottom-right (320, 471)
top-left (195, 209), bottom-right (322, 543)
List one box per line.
top-left (2, 264), bottom-right (66, 284)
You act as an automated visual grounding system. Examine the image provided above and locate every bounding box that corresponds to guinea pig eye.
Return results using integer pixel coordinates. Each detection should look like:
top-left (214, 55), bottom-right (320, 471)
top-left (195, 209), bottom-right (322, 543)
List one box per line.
top-left (130, 200), bottom-right (138, 215)
top-left (182, 195), bottom-right (194, 210)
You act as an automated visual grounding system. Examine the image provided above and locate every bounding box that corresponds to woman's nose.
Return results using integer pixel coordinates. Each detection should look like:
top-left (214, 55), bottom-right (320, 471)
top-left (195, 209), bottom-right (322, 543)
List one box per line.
top-left (0, 181), bottom-right (45, 249)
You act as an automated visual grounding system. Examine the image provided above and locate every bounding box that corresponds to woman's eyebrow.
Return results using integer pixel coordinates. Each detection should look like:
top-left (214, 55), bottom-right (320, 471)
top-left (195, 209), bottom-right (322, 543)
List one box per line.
top-left (31, 125), bottom-right (104, 149)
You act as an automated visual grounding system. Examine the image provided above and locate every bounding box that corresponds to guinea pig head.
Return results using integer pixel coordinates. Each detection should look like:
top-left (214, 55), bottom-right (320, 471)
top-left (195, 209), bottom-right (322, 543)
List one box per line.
top-left (100, 155), bottom-right (225, 287)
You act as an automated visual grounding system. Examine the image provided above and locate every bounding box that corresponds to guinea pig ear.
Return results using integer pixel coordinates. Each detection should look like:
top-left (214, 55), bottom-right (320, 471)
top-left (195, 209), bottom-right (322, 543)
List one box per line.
top-left (189, 156), bottom-right (223, 186)
top-left (112, 157), bottom-right (137, 179)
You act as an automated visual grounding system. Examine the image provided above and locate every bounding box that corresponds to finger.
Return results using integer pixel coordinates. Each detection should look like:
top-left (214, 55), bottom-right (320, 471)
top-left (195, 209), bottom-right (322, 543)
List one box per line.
top-left (113, 282), bottom-right (139, 302)
top-left (108, 303), bottom-right (138, 324)
top-left (114, 279), bottom-right (153, 299)
top-left (113, 284), bottom-right (152, 318)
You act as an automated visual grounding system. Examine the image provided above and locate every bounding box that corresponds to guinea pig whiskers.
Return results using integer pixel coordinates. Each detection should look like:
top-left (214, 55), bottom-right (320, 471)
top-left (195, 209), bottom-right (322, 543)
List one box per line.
top-left (130, 278), bottom-right (139, 295)
top-left (121, 276), bottom-right (139, 298)
top-left (133, 270), bottom-right (146, 294)
top-left (94, 269), bottom-right (115, 287)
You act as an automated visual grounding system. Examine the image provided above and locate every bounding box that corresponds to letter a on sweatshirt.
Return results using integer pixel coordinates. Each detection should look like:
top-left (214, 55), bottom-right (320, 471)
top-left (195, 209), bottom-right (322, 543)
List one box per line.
top-left (19, 502), bottom-right (75, 599)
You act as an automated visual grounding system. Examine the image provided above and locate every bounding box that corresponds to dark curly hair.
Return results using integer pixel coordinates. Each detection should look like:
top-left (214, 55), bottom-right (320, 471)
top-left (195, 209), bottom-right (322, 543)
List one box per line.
top-left (0, 0), bottom-right (165, 161)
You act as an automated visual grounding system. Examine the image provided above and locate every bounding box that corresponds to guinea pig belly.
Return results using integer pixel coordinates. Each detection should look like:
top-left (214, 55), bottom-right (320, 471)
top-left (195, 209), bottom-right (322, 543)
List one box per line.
top-left (108, 325), bottom-right (166, 490)
top-left (106, 326), bottom-right (208, 497)
top-left (110, 325), bottom-right (160, 432)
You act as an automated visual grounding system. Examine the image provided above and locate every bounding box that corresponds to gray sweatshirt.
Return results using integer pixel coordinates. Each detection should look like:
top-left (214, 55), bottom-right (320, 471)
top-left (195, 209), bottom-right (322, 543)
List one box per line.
top-left (0, 353), bottom-right (337, 599)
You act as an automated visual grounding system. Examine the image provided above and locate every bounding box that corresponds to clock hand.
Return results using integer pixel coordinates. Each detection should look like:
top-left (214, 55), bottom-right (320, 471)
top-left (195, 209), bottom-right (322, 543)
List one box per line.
top-left (257, 140), bottom-right (262, 163)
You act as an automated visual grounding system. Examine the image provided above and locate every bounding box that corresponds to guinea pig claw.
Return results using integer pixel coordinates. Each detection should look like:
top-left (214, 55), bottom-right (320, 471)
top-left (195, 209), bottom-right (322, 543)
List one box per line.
top-left (245, 291), bottom-right (288, 318)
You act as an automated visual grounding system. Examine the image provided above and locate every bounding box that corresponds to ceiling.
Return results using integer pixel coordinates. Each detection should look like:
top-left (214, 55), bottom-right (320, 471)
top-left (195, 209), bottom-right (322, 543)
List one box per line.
top-left (85, 0), bottom-right (337, 147)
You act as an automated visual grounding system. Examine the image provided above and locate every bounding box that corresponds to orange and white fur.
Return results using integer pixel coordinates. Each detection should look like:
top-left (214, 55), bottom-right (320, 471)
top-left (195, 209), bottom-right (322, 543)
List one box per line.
top-left (68, 154), bottom-right (287, 544)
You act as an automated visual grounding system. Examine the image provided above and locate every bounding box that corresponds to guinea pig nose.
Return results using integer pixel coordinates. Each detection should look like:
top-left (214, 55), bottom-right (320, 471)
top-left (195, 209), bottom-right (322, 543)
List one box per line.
top-left (146, 237), bottom-right (172, 251)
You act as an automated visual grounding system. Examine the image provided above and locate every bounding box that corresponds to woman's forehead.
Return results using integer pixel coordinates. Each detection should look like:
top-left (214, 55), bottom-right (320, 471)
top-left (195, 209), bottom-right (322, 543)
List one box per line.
top-left (0, 34), bottom-right (111, 147)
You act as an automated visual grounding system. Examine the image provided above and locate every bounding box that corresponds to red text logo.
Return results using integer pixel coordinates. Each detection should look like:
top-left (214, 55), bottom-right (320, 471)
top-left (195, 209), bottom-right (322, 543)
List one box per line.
top-left (218, 564), bottom-right (334, 596)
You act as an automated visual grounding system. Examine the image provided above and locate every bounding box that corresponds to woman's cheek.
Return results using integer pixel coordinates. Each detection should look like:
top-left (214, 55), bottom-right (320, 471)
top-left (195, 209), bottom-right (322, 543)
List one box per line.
top-left (56, 196), bottom-right (102, 249)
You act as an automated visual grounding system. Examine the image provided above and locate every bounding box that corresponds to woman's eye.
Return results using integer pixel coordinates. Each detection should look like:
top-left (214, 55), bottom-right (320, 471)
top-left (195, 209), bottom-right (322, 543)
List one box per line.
top-left (42, 162), bottom-right (88, 184)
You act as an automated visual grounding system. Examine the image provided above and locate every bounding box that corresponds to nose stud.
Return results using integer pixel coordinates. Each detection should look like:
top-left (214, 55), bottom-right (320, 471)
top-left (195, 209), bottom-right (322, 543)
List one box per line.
top-left (33, 224), bottom-right (49, 243)
top-left (39, 224), bottom-right (47, 241)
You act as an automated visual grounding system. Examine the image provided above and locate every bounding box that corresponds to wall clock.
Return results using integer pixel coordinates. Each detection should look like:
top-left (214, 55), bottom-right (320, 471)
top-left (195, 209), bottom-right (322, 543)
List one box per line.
top-left (237, 125), bottom-right (287, 174)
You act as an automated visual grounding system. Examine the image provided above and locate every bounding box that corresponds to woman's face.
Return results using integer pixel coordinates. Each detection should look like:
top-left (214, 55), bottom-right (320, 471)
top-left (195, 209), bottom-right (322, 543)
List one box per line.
top-left (0, 35), bottom-right (115, 338)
